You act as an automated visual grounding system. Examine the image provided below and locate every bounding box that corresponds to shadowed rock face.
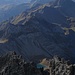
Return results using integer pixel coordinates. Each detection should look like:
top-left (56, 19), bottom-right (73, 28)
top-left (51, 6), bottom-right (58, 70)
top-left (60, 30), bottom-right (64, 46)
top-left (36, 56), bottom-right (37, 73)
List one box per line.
top-left (0, 52), bottom-right (75, 75)
top-left (0, 0), bottom-right (75, 63)
top-left (0, 52), bottom-right (43, 75)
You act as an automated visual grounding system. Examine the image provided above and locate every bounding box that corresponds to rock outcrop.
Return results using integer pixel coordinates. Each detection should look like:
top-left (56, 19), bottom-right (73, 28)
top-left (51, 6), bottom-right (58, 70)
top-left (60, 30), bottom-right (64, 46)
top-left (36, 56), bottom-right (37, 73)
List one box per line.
top-left (49, 56), bottom-right (75, 75)
top-left (40, 56), bottom-right (75, 75)
top-left (0, 51), bottom-right (42, 75)
top-left (0, 52), bottom-right (75, 75)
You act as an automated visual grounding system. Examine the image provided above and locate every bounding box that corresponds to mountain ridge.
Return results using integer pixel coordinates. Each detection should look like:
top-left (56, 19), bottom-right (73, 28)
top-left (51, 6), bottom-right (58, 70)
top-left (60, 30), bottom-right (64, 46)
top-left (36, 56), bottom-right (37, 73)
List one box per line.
top-left (0, 0), bottom-right (75, 63)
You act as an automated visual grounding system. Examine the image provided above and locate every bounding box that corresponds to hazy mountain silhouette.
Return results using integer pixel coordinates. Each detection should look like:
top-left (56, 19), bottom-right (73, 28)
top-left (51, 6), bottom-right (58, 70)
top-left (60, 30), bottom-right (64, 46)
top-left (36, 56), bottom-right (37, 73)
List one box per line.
top-left (0, 3), bottom-right (30, 22)
top-left (0, 0), bottom-right (30, 5)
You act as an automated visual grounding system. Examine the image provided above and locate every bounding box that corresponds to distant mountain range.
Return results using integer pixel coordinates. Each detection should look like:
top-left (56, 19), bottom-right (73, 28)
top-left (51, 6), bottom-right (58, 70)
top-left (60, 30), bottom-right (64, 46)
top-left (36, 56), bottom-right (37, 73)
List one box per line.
top-left (0, 0), bottom-right (55, 22)
top-left (0, 3), bottom-right (30, 22)
top-left (0, 0), bottom-right (32, 22)
top-left (0, 0), bottom-right (30, 5)
top-left (0, 0), bottom-right (75, 22)
top-left (0, 0), bottom-right (75, 5)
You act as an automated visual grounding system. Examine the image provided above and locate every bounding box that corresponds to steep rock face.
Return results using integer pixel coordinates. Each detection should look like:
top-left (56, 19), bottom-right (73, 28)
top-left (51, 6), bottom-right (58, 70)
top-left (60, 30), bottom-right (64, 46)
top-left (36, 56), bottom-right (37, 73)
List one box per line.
top-left (0, 15), bottom-right (73, 62)
top-left (0, 20), bottom-right (67, 61)
top-left (12, 5), bottom-right (69, 27)
top-left (0, 0), bottom-right (75, 62)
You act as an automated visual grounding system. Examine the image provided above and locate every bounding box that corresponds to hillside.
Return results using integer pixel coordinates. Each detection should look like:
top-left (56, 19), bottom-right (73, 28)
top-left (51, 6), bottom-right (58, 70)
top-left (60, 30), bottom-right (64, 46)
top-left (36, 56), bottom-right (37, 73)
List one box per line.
top-left (0, 0), bottom-right (75, 64)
